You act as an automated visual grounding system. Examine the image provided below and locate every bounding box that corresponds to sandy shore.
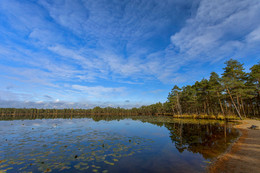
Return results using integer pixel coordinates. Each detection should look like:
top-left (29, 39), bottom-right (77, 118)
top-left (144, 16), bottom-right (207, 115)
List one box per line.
top-left (209, 119), bottom-right (260, 173)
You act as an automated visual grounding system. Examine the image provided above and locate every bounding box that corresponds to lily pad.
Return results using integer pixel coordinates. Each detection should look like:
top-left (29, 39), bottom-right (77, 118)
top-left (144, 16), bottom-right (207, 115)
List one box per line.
top-left (104, 161), bottom-right (114, 166)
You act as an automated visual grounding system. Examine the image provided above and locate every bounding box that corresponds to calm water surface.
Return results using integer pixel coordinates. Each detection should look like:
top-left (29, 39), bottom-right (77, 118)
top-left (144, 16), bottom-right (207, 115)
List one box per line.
top-left (0, 117), bottom-right (239, 173)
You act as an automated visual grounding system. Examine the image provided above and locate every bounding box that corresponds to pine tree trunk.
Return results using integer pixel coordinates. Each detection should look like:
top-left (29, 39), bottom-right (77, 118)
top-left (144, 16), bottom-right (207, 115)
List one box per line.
top-left (236, 95), bottom-right (241, 114)
top-left (204, 102), bottom-right (206, 114)
top-left (226, 88), bottom-right (242, 120)
top-left (217, 92), bottom-right (225, 117)
top-left (225, 100), bottom-right (228, 114)
top-left (240, 97), bottom-right (246, 118)
top-left (206, 97), bottom-right (210, 115)
top-left (177, 93), bottom-right (182, 116)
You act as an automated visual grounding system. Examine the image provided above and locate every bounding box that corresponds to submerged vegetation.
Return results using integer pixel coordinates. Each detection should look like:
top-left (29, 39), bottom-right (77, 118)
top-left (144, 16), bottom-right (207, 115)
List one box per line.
top-left (0, 59), bottom-right (259, 120)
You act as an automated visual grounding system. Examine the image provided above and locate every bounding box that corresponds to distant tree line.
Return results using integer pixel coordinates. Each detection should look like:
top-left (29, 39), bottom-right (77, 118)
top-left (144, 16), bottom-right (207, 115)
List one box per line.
top-left (0, 59), bottom-right (259, 119)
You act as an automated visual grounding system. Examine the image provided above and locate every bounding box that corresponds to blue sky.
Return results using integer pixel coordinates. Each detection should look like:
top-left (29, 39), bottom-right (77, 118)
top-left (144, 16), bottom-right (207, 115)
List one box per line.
top-left (0, 0), bottom-right (260, 108)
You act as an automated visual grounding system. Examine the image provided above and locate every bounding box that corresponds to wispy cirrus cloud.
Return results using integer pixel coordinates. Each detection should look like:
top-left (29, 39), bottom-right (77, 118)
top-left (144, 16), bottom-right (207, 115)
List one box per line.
top-left (148, 0), bottom-right (260, 82)
top-left (170, 0), bottom-right (260, 63)
top-left (72, 84), bottom-right (125, 97)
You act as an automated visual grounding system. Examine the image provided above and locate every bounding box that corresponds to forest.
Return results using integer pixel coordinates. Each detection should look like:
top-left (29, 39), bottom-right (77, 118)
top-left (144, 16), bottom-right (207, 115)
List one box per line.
top-left (0, 59), bottom-right (259, 119)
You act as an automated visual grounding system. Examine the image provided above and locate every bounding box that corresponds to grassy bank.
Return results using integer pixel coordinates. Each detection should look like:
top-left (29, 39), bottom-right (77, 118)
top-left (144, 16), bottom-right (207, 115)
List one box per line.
top-left (172, 114), bottom-right (240, 120)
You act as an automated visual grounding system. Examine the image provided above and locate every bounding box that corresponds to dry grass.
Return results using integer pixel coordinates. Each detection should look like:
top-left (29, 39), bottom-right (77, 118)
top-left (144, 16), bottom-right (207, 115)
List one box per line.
top-left (172, 114), bottom-right (239, 120)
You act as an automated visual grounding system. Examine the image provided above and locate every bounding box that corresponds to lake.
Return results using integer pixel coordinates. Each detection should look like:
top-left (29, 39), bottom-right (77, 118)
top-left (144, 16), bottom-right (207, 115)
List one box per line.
top-left (0, 116), bottom-right (239, 173)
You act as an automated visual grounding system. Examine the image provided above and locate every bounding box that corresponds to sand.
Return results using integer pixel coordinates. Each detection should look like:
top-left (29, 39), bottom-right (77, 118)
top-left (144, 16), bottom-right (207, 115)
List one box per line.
top-left (209, 119), bottom-right (260, 173)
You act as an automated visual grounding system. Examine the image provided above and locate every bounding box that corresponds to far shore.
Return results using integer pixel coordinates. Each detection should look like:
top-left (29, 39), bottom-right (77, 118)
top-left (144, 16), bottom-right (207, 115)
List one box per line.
top-left (209, 119), bottom-right (260, 173)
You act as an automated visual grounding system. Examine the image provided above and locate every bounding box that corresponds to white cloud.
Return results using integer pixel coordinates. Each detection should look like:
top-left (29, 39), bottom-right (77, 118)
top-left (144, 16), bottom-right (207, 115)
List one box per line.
top-left (37, 0), bottom-right (199, 82)
top-left (170, 0), bottom-right (260, 60)
top-left (154, 0), bottom-right (260, 83)
top-left (38, 0), bottom-right (89, 36)
top-left (48, 45), bottom-right (95, 68)
top-left (72, 84), bottom-right (125, 97)
top-left (246, 25), bottom-right (260, 42)
top-left (0, 0), bottom-right (200, 85)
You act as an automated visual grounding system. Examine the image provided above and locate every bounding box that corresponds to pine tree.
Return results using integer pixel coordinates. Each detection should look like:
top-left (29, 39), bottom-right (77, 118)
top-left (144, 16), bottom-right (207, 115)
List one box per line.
top-left (250, 62), bottom-right (260, 94)
top-left (168, 85), bottom-right (182, 115)
top-left (208, 72), bottom-right (225, 116)
top-left (222, 59), bottom-right (246, 119)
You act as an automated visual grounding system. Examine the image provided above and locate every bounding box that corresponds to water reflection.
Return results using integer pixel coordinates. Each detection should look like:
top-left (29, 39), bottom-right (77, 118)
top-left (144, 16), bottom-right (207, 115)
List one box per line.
top-left (0, 116), bottom-right (239, 173)
top-left (165, 122), bottom-right (237, 159)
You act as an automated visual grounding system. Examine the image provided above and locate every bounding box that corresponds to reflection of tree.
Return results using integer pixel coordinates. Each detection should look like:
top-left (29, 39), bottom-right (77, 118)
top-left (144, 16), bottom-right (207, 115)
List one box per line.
top-left (164, 122), bottom-right (239, 159)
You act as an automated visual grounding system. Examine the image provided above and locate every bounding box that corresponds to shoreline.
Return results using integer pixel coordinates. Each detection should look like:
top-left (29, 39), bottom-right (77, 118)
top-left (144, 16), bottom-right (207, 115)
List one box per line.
top-left (209, 119), bottom-right (260, 173)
